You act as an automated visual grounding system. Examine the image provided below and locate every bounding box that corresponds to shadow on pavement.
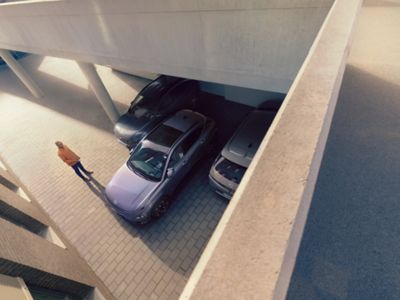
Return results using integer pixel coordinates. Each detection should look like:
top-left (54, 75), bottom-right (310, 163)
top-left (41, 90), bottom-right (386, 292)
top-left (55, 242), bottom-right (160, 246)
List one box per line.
top-left (111, 69), bottom-right (152, 92)
top-left (84, 175), bottom-right (138, 231)
top-left (137, 156), bottom-right (227, 276)
top-left (0, 54), bottom-right (129, 132)
top-left (133, 94), bottom-right (252, 275)
top-left (85, 176), bottom-right (108, 206)
top-left (83, 90), bottom-right (259, 276)
top-left (85, 160), bottom-right (226, 276)
top-left (288, 65), bottom-right (400, 299)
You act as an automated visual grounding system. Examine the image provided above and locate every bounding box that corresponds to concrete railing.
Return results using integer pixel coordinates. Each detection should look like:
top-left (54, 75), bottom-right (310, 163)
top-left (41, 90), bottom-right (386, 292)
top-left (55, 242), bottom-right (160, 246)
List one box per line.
top-left (180, 0), bottom-right (362, 299)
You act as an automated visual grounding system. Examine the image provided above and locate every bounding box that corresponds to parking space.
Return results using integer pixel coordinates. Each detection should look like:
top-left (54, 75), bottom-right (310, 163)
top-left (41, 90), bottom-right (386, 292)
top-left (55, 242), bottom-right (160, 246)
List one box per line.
top-left (195, 92), bottom-right (253, 151)
top-left (0, 55), bottom-right (255, 299)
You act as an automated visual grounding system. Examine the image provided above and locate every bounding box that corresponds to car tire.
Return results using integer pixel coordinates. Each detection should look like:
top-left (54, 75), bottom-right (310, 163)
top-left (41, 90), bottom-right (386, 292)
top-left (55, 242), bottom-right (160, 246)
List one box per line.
top-left (151, 196), bottom-right (171, 219)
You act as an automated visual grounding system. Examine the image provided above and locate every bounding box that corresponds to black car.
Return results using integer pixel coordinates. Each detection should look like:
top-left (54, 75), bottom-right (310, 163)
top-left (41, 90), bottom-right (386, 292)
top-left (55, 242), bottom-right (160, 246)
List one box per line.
top-left (114, 75), bottom-right (199, 148)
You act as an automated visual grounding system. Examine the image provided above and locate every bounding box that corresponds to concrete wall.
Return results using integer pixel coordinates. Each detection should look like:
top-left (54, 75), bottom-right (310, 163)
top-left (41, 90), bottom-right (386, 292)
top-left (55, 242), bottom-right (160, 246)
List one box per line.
top-left (0, 159), bottom-right (115, 299)
top-left (199, 81), bottom-right (285, 107)
top-left (0, 274), bottom-right (31, 300)
top-left (180, 0), bottom-right (362, 299)
top-left (0, 0), bottom-right (333, 93)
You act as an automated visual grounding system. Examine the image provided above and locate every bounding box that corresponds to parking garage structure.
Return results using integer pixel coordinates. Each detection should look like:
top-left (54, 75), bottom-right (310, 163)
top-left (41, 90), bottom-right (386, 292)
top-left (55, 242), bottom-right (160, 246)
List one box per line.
top-left (0, 0), bottom-right (365, 299)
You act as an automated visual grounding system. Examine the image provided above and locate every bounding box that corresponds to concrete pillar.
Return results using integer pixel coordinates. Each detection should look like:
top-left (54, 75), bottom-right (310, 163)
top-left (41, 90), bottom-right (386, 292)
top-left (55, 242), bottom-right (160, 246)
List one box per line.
top-left (77, 62), bottom-right (120, 124)
top-left (0, 49), bottom-right (43, 98)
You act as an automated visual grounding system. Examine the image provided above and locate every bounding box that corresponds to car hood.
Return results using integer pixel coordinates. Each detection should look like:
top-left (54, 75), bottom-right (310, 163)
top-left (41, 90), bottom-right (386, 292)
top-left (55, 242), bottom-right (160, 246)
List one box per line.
top-left (114, 109), bottom-right (155, 142)
top-left (105, 163), bottom-right (158, 212)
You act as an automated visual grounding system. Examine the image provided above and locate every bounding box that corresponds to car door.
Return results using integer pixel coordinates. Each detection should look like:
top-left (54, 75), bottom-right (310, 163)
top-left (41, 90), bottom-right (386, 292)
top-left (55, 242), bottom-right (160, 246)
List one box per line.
top-left (163, 125), bottom-right (202, 192)
top-left (177, 125), bottom-right (203, 174)
top-left (164, 143), bottom-right (187, 194)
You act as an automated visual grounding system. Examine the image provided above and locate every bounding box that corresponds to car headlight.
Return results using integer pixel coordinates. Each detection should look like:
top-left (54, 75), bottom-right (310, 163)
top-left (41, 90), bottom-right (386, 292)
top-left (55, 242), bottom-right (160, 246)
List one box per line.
top-left (135, 206), bottom-right (146, 219)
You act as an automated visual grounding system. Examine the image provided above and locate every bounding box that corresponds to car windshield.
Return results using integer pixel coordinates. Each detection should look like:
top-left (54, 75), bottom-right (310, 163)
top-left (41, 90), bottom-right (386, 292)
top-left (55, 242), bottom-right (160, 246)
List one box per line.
top-left (147, 124), bottom-right (183, 147)
top-left (129, 143), bottom-right (168, 181)
top-left (129, 78), bottom-right (175, 112)
top-left (129, 95), bottom-right (159, 112)
top-left (215, 157), bottom-right (247, 184)
top-left (128, 124), bottom-right (183, 181)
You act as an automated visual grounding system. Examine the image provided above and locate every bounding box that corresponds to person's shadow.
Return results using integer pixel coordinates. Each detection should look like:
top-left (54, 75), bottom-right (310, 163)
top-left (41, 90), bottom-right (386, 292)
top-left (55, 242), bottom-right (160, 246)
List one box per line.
top-left (84, 175), bottom-right (140, 235)
top-left (84, 175), bottom-right (114, 210)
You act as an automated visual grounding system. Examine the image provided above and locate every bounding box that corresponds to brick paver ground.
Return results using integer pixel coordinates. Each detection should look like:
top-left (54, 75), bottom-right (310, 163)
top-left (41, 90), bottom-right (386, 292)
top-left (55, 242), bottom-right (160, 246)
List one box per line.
top-left (0, 55), bottom-right (229, 299)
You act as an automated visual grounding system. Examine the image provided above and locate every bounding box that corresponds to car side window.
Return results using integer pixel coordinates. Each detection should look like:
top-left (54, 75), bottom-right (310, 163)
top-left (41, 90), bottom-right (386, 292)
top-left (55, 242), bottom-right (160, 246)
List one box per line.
top-left (168, 145), bottom-right (185, 168)
top-left (167, 126), bottom-right (202, 169)
top-left (181, 127), bottom-right (202, 153)
top-left (159, 82), bottom-right (183, 111)
top-left (158, 94), bottom-right (173, 111)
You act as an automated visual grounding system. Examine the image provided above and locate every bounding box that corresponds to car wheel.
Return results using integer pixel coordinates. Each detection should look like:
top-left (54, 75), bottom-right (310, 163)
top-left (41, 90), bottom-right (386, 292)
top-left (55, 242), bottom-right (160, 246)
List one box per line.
top-left (152, 196), bottom-right (170, 219)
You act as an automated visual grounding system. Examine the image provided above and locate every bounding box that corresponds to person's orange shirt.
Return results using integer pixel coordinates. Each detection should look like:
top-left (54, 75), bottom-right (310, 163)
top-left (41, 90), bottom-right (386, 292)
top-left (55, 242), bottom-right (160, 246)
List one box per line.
top-left (58, 145), bottom-right (80, 166)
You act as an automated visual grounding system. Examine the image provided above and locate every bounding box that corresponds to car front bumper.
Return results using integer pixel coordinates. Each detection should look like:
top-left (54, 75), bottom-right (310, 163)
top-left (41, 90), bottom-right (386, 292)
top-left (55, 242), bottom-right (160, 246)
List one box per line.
top-left (209, 175), bottom-right (234, 200)
top-left (105, 197), bottom-right (150, 224)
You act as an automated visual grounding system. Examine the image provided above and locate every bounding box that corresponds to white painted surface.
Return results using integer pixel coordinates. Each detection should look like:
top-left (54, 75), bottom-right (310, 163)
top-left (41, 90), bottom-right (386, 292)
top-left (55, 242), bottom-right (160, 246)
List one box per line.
top-left (0, 0), bottom-right (333, 93)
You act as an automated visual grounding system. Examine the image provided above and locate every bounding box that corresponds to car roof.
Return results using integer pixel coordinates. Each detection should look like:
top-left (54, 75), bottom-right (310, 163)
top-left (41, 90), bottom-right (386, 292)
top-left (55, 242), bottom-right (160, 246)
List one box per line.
top-left (221, 110), bottom-right (276, 167)
top-left (140, 75), bottom-right (183, 98)
top-left (163, 109), bottom-right (205, 133)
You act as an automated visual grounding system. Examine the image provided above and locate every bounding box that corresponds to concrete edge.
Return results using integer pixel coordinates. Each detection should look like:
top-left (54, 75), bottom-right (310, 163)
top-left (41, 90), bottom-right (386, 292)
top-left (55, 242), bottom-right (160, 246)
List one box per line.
top-left (179, 0), bottom-right (362, 299)
top-left (0, 156), bottom-right (116, 300)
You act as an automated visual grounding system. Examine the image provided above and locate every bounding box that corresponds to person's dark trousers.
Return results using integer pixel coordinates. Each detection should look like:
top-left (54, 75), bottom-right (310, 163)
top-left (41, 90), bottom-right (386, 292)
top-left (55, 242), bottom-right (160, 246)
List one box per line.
top-left (71, 161), bottom-right (91, 180)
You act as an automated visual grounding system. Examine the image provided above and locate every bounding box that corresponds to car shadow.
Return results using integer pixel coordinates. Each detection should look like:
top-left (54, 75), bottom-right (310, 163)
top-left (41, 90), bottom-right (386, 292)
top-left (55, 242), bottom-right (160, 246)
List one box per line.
top-left (106, 94), bottom-right (253, 275)
top-left (135, 156), bottom-right (227, 276)
top-left (83, 90), bottom-right (257, 276)
top-left (84, 156), bottom-right (226, 276)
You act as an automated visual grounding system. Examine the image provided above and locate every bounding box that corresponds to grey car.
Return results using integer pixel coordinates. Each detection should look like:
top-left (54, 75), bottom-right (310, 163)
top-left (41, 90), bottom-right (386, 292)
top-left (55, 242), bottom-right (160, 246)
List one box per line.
top-left (209, 109), bottom-right (277, 199)
top-left (106, 110), bottom-right (216, 224)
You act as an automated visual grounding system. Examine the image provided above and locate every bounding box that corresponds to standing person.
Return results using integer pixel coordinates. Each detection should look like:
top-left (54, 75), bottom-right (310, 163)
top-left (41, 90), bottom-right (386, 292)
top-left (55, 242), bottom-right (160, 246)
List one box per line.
top-left (55, 141), bottom-right (93, 182)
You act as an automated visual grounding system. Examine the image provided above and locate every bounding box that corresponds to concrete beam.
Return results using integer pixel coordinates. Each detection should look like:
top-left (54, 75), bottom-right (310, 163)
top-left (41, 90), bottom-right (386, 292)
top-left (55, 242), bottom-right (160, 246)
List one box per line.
top-left (0, 0), bottom-right (333, 93)
top-left (77, 62), bottom-right (120, 124)
top-left (180, 0), bottom-right (362, 299)
top-left (0, 49), bottom-right (43, 98)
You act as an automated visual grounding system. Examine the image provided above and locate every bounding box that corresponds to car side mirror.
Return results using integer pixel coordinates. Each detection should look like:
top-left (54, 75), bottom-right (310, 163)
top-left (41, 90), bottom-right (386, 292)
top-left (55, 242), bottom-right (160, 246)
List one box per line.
top-left (167, 168), bottom-right (174, 178)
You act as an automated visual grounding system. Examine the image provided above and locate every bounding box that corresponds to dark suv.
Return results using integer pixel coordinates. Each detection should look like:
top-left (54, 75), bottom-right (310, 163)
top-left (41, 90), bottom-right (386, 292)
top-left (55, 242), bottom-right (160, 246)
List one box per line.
top-left (114, 75), bottom-right (199, 148)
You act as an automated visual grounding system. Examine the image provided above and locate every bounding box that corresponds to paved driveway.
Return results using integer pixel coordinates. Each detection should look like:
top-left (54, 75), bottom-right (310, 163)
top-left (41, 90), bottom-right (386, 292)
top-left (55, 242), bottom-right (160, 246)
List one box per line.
top-left (0, 55), bottom-right (235, 299)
